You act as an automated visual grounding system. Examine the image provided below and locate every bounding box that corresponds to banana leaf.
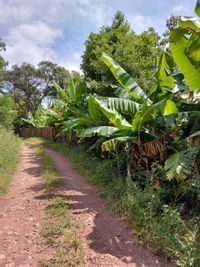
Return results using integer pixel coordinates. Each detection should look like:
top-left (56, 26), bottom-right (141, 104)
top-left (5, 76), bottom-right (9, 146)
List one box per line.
top-left (101, 53), bottom-right (151, 104)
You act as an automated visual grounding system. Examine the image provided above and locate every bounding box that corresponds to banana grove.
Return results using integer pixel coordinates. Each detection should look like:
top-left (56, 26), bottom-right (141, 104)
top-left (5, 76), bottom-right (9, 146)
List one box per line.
top-left (22, 4), bottom-right (200, 266)
top-left (24, 10), bottom-right (200, 182)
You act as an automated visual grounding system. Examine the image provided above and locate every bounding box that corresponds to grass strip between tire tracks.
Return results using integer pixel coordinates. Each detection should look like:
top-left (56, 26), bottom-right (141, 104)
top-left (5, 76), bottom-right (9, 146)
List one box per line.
top-left (27, 141), bottom-right (84, 267)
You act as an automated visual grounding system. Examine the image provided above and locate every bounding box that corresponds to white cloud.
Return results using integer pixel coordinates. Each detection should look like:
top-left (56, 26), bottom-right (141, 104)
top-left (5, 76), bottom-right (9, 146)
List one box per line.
top-left (0, 0), bottom-right (112, 68)
top-left (46, 0), bottom-right (112, 28)
top-left (6, 22), bottom-right (62, 45)
top-left (128, 15), bottom-right (152, 33)
top-left (171, 5), bottom-right (187, 13)
top-left (74, 0), bottom-right (112, 27)
top-left (3, 22), bottom-right (62, 67)
top-left (73, 52), bottom-right (82, 61)
top-left (4, 44), bottom-right (56, 67)
top-left (58, 52), bottom-right (82, 72)
top-left (61, 60), bottom-right (81, 72)
top-left (0, 0), bottom-right (194, 70)
top-left (0, 0), bottom-right (111, 28)
top-left (0, 0), bottom-right (36, 24)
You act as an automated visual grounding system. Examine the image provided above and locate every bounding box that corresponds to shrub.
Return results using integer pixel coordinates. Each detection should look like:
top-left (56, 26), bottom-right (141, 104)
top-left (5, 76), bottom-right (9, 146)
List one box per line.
top-left (0, 95), bottom-right (16, 129)
top-left (0, 127), bottom-right (20, 193)
top-left (36, 139), bottom-right (200, 266)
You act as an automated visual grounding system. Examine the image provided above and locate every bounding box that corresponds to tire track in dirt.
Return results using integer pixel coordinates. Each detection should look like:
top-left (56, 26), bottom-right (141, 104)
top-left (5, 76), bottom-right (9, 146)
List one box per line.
top-left (45, 147), bottom-right (175, 267)
top-left (0, 144), bottom-right (50, 267)
top-left (0, 143), bottom-right (175, 267)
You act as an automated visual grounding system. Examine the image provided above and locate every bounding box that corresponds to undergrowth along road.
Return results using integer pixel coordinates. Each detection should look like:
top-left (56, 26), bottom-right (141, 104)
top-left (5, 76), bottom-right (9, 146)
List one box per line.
top-left (0, 127), bottom-right (20, 194)
top-left (31, 142), bottom-right (84, 266)
top-left (0, 138), bottom-right (175, 266)
top-left (28, 137), bottom-right (174, 267)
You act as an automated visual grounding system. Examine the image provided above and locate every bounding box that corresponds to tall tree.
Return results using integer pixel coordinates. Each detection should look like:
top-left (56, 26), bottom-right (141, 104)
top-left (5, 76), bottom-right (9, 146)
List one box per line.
top-left (37, 61), bottom-right (72, 97)
top-left (5, 63), bottom-right (44, 117)
top-left (81, 11), bottom-right (161, 95)
top-left (4, 61), bottom-right (75, 119)
top-left (0, 39), bottom-right (6, 91)
top-left (160, 15), bottom-right (180, 48)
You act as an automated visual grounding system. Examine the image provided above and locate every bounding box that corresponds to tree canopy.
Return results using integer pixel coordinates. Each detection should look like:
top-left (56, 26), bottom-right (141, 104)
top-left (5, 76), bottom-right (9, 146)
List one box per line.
top-left (4, 61), bottom-right (77, 120)
top-left (0, 39), bottom-right (6, 91)
top-left (81, 11), bottom-right (161, 95)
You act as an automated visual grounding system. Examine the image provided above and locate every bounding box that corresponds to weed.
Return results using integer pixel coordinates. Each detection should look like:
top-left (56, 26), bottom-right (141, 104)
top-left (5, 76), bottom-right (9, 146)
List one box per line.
top-left (0, 127), bottom-right (20, 194)
top-left (27, 140), bottom-right (84, 266)
top-left (26, 138), bottom-right (200, 266)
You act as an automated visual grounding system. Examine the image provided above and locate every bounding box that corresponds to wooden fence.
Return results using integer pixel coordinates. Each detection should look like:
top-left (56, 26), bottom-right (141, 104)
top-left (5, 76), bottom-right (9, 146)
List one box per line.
top-left (18, 127), bottom-right (57, 141)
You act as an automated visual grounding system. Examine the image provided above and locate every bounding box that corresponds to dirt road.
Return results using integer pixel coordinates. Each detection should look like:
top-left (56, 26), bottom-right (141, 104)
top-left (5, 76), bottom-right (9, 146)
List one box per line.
top-left (45, 147), bottom-right (175, 267)
top-left (0, 143), bottom-right (175, 266)
top-left (0, 144), bottom-right (47, 266)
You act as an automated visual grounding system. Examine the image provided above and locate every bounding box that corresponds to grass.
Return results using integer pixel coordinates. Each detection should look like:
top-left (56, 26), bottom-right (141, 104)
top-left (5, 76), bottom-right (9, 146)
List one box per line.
top-left (0, 127), bottom-right (20, 194)
top-left (27, 141), bottom-right (84, 267)
top-left (26, 137), bottom-right (99, 182)
top-left (26, 138), bottom-right (200, 267)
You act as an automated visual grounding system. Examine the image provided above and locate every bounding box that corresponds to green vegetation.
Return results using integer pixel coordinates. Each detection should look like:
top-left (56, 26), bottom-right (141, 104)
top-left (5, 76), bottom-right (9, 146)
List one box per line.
top-left (4, 61), bottom-right (79, 127)
top-left (27, 138), bottom-right (200, 267)
top-left (0, 41), bottom-right (20, 193)
top-left (1, 1), bottom-right (199, 266)
top-left (23, 6), bottom-right (200, 265)
top-left (0, 95), bottom-right (17, 129)
top-left (29, 141), bottom-right (83, 266)
top-left (0, 39), bottom-right (6, 92)
top-left (81, 11), bottom-right (161, 95)
top-left (0, 127), bottom-right (20, 194)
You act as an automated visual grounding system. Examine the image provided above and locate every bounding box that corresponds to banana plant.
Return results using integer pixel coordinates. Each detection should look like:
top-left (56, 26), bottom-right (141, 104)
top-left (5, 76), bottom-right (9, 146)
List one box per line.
top-left (53, 78), bottom-right (87, 119)
top-left (80, 54), bottom-right (177, 148)
top-left (195, 0), bottom-right (200, 16)
top-left (101, 53), bottom-right (152, 104)
top-left (102, 53), bottom-right (199, 181)
top-left (22, 110), bottom-right (51, 127)
top-left (80, 53), bottom-right (200, 163)
top-left (164, 146), bottom-right (200, 181)
top-left (164, 130), bottom-right (200, 181)
top-left (169, 10), bottom-right (200, 90)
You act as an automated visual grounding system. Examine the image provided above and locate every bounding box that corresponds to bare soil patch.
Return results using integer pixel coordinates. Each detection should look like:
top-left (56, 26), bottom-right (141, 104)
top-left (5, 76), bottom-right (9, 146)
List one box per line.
top-left (0, 144), bottom-right (48, 267)
top-left (0, 143), bottom-right (175, 266)
top-left (45, 147), bottom-right (175, 267)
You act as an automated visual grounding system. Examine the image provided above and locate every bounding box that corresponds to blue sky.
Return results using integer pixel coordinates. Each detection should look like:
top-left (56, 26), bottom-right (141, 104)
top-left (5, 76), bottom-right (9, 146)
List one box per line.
top-left (0, 0), bottom-right (196, 71)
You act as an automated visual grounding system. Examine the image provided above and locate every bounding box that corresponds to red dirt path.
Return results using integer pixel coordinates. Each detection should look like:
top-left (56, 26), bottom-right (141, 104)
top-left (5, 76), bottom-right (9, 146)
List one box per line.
top-left (45, 147), bottom-right (175, 267)
top-left (0, 143), bottom-right (176, 266)
top-left (0, 144), bottom-right (47, 266)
